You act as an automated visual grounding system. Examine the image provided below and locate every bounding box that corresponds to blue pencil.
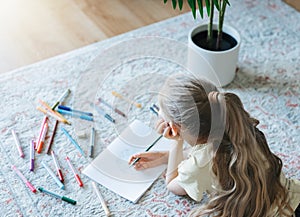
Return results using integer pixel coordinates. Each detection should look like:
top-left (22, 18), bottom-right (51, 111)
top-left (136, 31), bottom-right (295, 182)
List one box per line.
top-left (57, 109), bottom-right (94, 122)
top-left (61, 127), bottom-right (85, 156)
top-left (150, 107), bottom-right (158, 116)
top-left (152, 104), bottom-right (159, 112)
top-left (41, 161), bottom-right (65, 190)
top-left (91, 103), bottom-right (115, 123)
top-left (58, 105), bottom-right (93, 117)
top-left (98, 98), bottom-right (126, 117)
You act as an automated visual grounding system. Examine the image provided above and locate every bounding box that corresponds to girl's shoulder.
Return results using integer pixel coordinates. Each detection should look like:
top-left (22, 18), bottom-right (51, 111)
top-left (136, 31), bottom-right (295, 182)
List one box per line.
top-left (280, 173), bottom-right (300, 212)
top-left (184, 144), bottom-right (211, 168)
top-left (281, 173), bottom-right (300, 193)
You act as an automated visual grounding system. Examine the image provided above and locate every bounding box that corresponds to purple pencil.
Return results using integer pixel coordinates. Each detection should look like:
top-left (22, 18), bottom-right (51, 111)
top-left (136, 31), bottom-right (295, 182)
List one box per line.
top-left (30, 139), bottom-right (35, 172)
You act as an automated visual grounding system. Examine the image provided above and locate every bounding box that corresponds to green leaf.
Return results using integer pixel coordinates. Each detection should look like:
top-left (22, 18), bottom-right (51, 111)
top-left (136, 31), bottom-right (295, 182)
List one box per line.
top-left (178, 0), bottom-right (183, 10)
top-left (197, 0), bottom-right (204, 18)
top-left (188, 0), bottom-right (197, 19)
top-left (164, 0), bottom-right (168, 4)
top-left (224, 0), bottom-right (230, 6)
top-left (205, 0), bottom-right (211, 17)
top-left (172, 0), bottom-right (177, 9)
top-left (213, 0), bottom-right (220, 11)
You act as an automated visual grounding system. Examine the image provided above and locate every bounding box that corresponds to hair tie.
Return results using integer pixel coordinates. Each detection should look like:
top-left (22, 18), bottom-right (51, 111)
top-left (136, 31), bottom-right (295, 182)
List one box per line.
top-left (207, 91), bottom-right (226, 153)
top-left (208, 91), bottom-right (223, 104)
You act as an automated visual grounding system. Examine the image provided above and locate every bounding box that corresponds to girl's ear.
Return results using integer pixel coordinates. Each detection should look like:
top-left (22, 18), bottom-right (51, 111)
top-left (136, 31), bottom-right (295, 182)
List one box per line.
top-left (169, 122), bottom-right (179, 136)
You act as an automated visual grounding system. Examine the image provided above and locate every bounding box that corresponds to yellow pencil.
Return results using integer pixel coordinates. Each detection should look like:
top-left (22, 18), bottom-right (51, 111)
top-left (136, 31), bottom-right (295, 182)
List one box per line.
top-left (37, 106), bottom-right (70, 125)
top-left (38, 100), bottom-right (71, 125)
top-left (39, 100), bottom-right (64, 118)
top-left (111, 91), bottom-right (142, 108)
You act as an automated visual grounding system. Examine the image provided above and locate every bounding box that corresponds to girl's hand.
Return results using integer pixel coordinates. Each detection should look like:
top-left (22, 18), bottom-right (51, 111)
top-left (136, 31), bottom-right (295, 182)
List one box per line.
top-left (128, 151), bottom-right (168, 170)
top-left (155, 119), bottom-right (182, 141)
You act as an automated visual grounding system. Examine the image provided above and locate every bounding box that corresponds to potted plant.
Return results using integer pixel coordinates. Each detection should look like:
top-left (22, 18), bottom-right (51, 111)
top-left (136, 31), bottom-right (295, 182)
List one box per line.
top-left (163, 0), bottom-right (241, 87)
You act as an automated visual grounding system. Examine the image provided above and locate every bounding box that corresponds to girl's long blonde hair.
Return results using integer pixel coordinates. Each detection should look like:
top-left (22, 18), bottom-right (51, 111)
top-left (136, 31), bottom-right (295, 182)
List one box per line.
top-left (159, 75), bottom-right (293, 217)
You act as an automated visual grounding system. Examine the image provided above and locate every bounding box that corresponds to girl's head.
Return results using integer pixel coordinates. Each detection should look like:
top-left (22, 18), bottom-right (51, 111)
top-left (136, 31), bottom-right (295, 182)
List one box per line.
top-left (158, 75), bottom-right (293, 217)
top-left (158, 75), bottom-right (219, 146)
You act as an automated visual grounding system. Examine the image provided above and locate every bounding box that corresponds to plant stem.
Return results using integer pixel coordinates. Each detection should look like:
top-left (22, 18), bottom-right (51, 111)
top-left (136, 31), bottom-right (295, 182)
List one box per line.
top-left (207, 0), bottom-right (214, 48)
top-left (217, 0), bottom-right (227, 49)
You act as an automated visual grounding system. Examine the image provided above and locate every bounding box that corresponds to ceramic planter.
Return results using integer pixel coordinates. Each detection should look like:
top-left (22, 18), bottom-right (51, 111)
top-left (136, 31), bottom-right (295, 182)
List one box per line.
top-left (187, 24), bottom-right (241, 87)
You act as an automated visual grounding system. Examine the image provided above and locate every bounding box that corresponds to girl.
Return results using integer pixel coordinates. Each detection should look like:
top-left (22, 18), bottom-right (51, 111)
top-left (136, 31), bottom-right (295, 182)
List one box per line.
top-left (128, 75), bottom-right (300, 217)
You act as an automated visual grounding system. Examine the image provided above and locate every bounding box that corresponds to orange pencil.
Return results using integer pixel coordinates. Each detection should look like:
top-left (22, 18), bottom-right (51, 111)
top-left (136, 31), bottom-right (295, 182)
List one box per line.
top-left (111, 91), bottom-right (142, 108)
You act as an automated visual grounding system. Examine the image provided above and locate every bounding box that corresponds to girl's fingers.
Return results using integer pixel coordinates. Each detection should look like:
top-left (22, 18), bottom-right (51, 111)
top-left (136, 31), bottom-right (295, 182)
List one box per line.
top-left (156, 121), bottom-right (169, 135)
top-left (134, 161), bottom-right (152, 170)
top-left (162, 126), bottom-right (181, 141)
top-left (128, 154), bottom-right (141, 164)
top-left (128, 152), bottom-right (159, 164)
top-left (141, 152), bottom-right (166, 161)
top-left (163, 126), bottom-right (172, 138)
top-left (156, 122), bottom-right (166, 134)
top-left (134, 162), bottom-right (147, 170)
top-left (169, 122), bottom-right (178, 136)
top-left (129, 151), bottom-right (168, 168)
top-left (155, 119), bottom-right (165, 129)
top-left (134, 157), bottom-right (166, 170)
top-left (128, 156), bottom-right (136, 164)
top-left (155, 119), bottom-right (169, 134)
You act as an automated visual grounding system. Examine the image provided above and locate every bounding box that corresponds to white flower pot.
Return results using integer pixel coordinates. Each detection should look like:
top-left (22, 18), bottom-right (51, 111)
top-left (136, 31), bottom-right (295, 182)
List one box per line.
top-left (187, 24), bottom-right (241, 87)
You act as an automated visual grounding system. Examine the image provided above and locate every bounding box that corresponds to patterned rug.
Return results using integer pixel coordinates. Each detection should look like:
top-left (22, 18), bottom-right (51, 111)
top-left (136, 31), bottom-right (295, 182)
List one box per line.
top-left (0, 0), bottom-right (299, 216)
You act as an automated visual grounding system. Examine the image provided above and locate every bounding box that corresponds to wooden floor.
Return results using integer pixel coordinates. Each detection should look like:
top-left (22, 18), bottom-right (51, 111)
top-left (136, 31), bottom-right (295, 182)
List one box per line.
top-left (0, 0), bottom-right (190, 74)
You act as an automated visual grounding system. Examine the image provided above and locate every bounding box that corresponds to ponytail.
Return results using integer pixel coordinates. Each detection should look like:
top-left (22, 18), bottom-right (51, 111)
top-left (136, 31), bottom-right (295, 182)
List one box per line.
top-left (207, 92), bottom-right (257, 153)
top-left (224, 93), bottom-right (292, 216)
top-left (190, 92), bottom-right (293, 217)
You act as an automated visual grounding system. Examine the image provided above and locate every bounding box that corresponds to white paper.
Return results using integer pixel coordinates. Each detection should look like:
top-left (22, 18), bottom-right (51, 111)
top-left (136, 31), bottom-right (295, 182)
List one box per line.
top-left (83, 120), bottom-right (171, 203)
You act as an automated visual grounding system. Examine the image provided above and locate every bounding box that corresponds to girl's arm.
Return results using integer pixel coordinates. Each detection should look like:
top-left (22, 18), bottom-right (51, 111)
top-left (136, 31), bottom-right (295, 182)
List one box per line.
top-left (165, 139), bottom-right (187, 195)
top-left (155, 119), bottom-right (187, 195)
top-left (165, 139), bottom-right (183, 184)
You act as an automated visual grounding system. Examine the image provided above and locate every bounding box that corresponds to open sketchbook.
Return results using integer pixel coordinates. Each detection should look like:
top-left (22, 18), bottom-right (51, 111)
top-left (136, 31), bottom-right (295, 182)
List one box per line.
top-left (83, 120), bottom-right (171, 203)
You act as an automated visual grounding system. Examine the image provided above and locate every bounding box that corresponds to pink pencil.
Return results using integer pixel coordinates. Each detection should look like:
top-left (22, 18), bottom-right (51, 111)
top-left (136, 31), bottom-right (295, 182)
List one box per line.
top-left (12, 165), bottom-right (36, 193)
top-left (35, 116), bottom-right (48, 149)
top-left (37, 122), bottom-right (48, 153)
top-left (11, 129), bottom-right (24, 158)
top-left (66, 156), bottom-right (83, 187)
